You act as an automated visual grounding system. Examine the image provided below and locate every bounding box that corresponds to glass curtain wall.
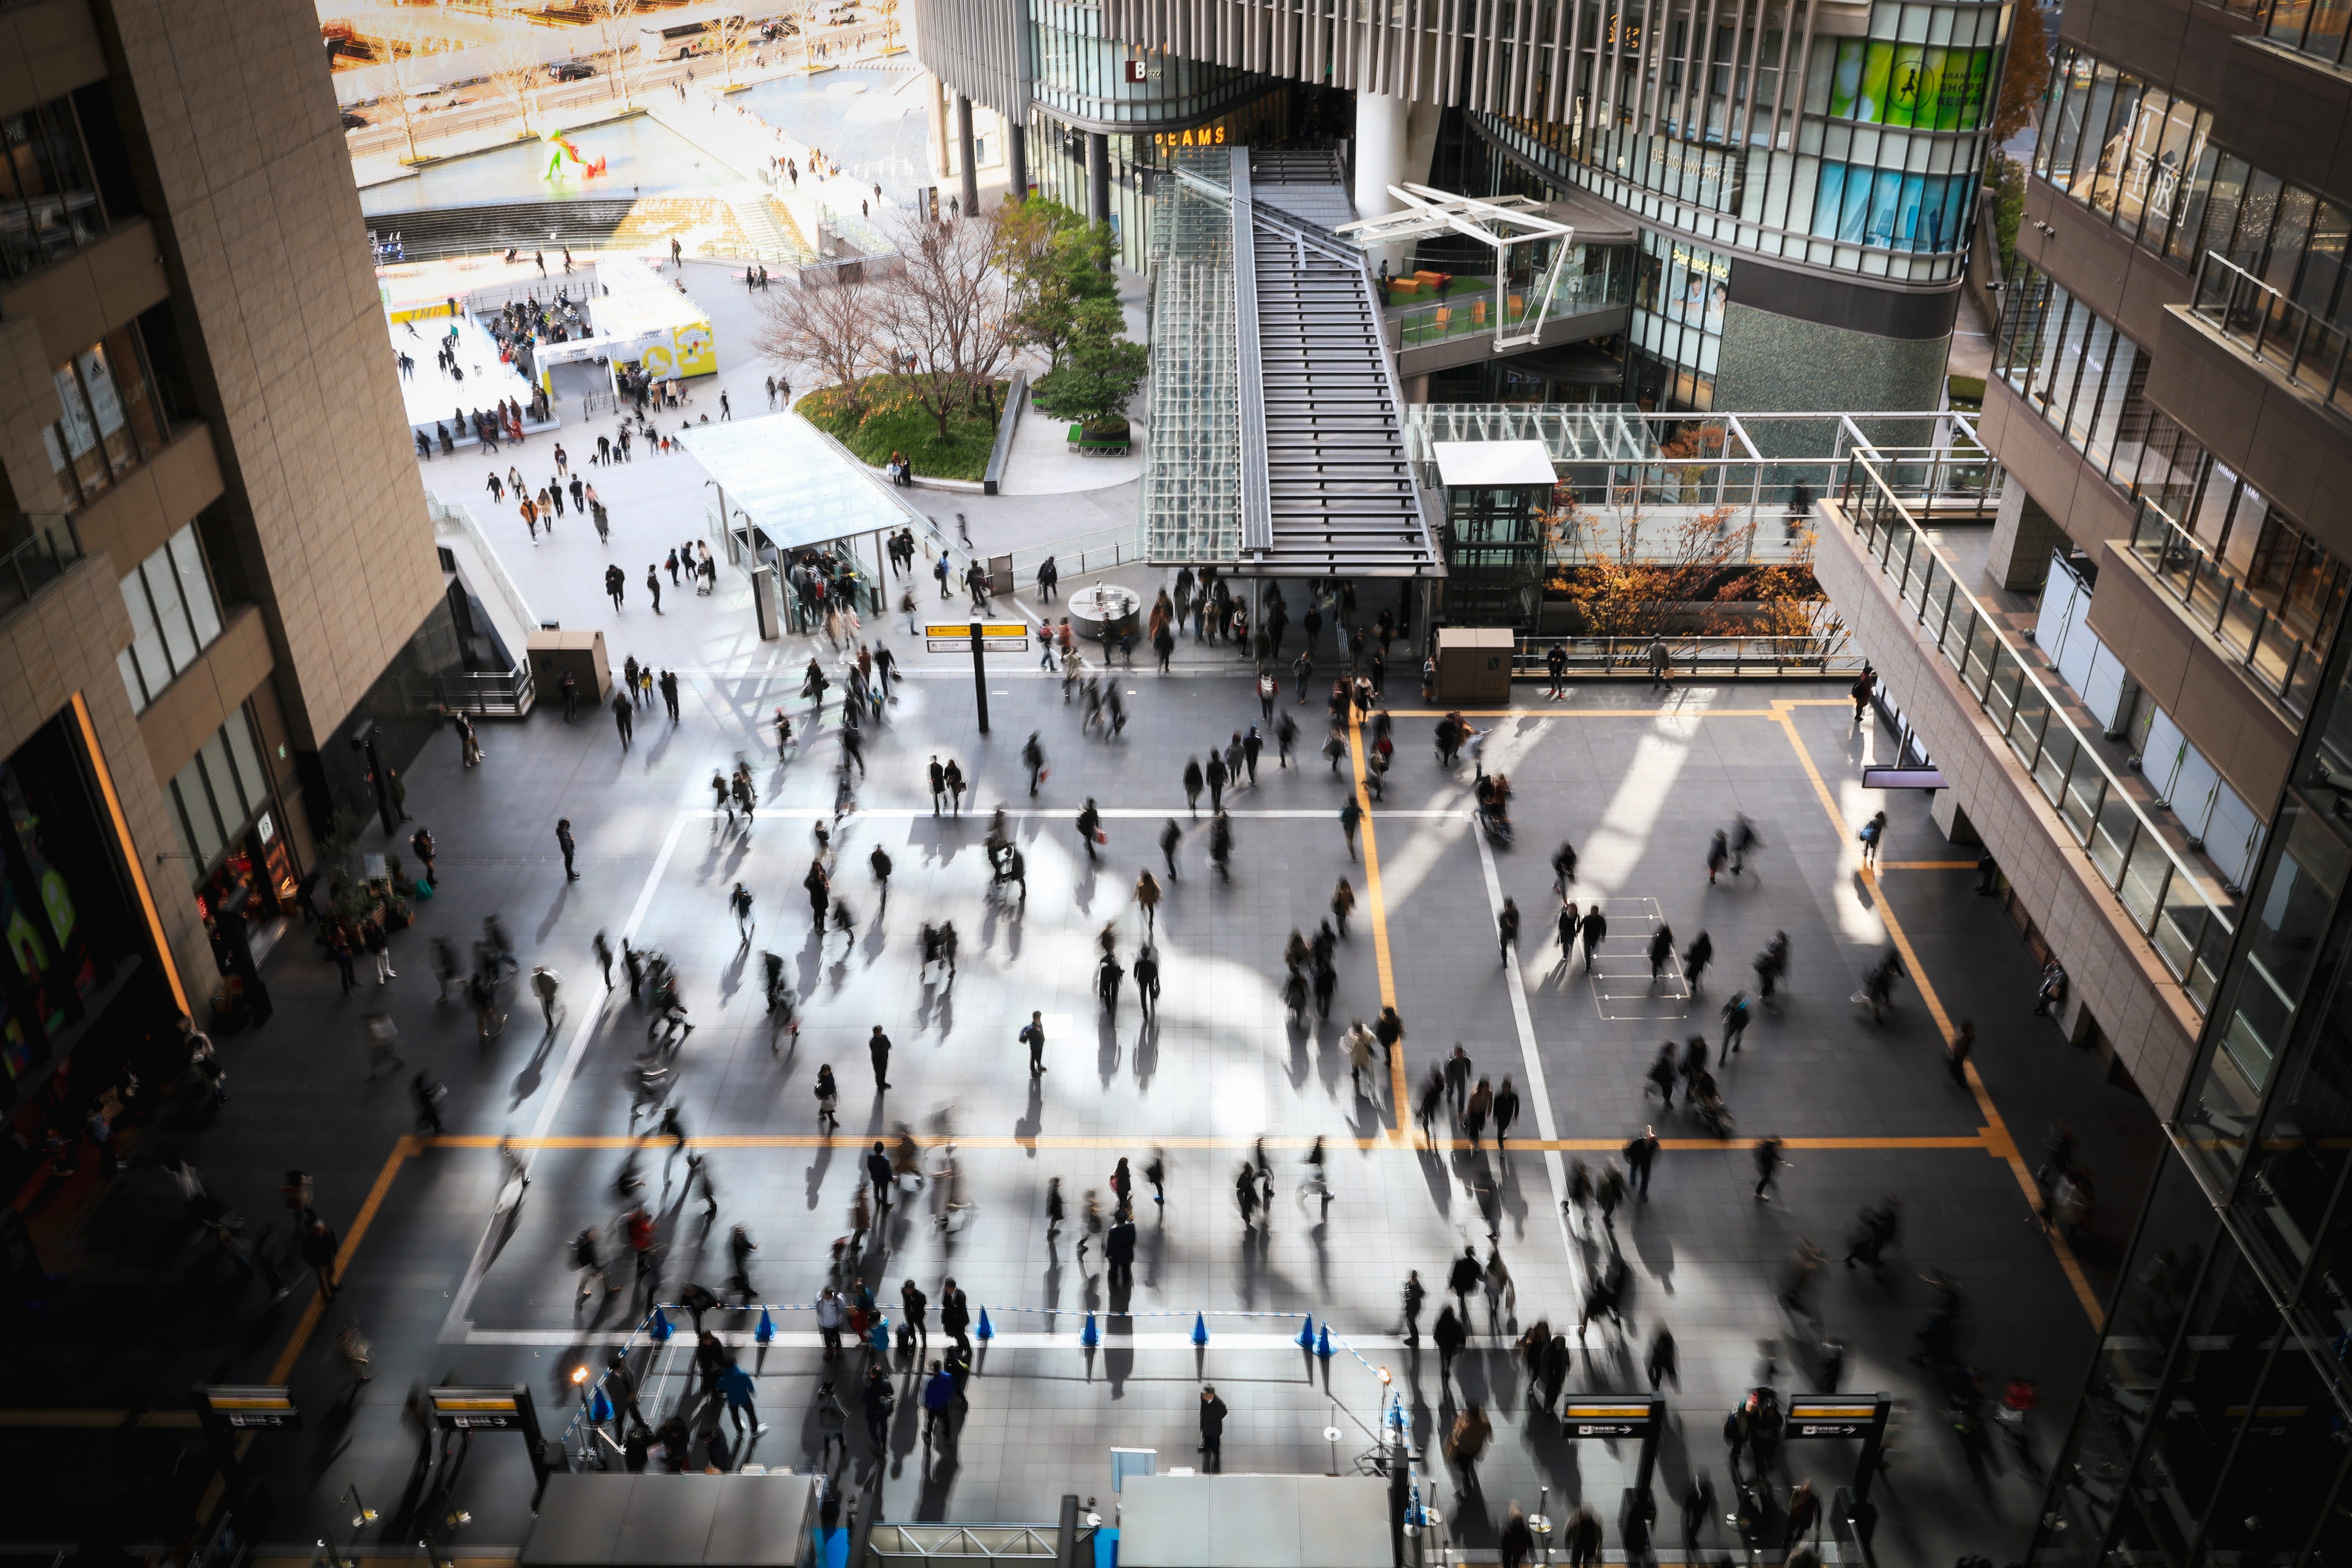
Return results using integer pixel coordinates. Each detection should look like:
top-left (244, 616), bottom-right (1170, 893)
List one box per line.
top-left (2032, 635), bottom-right (2352, 1565)
top-left (1480, 0), bottom-right (2009, 284)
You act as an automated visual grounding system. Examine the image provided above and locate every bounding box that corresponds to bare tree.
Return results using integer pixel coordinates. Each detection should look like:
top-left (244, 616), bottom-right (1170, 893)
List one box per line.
top-left (380, 52), bottom-right (430, 164)
top-left (713, 11), bottom-right (751, 88)
top-left (590, 0), bottom-right (640, 108)
top-left (488, 32), bottom-right (542, 138)
top-left (778, 0), bottom-right (824, 73)
top-left (869, 0), bottom-right (901, 51)
top-left (755, 271), bottom-right (879, 419)
top-left (873, 207), bottom-right (1015, 439)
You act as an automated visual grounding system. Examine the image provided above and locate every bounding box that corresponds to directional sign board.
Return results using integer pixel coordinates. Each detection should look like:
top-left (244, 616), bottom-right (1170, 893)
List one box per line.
top-left (1786, 1399), bottom-right (1884, 1439)
top-left (926, 621), bottom-right (1028, 653)
top-left (198, 1386), bottom-right (299, 1430)
top-left (1561, 1400), bottom-right (1656, 1438)
top-left (430, 1386), bottom-right (531, 1430)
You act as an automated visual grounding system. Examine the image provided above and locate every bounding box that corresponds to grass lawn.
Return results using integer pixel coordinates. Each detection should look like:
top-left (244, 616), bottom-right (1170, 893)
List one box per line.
top-left (794, 375), bottom-right (1005, 482)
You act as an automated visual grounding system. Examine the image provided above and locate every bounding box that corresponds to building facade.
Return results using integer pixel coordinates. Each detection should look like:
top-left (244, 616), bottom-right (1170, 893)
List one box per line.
top-left (910, 0), bottom-right (2013, 411)
top-left (0, 0), bottom-right (448, 1178)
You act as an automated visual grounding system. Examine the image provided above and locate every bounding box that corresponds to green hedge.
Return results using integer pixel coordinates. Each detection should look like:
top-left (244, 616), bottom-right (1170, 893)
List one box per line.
top-left (795, 375), bottom-right (1006, 482)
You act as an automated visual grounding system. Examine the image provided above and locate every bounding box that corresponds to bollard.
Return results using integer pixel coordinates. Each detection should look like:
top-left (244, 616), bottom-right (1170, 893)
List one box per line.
top-left (649, 1307), bottom-right (673, 1342)
top-left (1081, 1313), bottom-right (1099, 1348)
top-left (976, 1307), bottom-right (995, 1342)
top-left (1315, 1324), bottom-right (1335, 1359)
top-left (1192, 1312), bottom-right (1210, 1346)
top-left (755, 1307), bottom-right (775, 1345)
top-left (1296, 1314), bottom-right (1316, 1349)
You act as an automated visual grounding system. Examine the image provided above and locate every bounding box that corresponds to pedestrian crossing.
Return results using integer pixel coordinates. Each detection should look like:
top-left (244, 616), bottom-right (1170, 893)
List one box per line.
top-left (1580, 896), bottom-right (1693, 1021)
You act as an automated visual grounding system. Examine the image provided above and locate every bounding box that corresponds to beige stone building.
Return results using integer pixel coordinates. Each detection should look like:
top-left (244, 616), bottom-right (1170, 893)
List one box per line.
top-left (0, 0), bottom-right (446, 1153)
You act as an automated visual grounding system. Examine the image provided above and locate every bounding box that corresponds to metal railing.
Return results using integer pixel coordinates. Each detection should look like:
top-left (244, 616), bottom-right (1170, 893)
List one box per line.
top-left (1516, 633), bottom-right (1861, 677)
top-left (2127, 493), bottom-right (2336, 717)
top-left (1004, 524), bottom-right (1149, 587)
top-left (2192, 249), bottom-right (2352, 418)
top-left (435, 668), bottom-right (536, 717)
top-left (1839, 450), bottom-right (2235, 1012)
top-left (0, 513), bottom-right (83, 626)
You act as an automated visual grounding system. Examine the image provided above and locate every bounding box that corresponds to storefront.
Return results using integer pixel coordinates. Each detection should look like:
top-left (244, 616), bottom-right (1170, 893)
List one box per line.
top-left (0, 708), bottom-right (167, 1110)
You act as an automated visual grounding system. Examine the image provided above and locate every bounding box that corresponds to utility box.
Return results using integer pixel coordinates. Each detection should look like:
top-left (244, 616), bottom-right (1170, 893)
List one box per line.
top-left (751, 563), bottom-right (781, 641)
top-left (1435, 626), bottom-right (1514, 703)
top-left (527, 629), bottom-right (611, 703)
top-left (988, 553), bottom-right (1015, 596)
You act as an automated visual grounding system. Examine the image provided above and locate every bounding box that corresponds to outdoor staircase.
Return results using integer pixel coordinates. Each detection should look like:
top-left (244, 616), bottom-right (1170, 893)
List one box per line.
top-left (717, 185), bottom-right (814, 265)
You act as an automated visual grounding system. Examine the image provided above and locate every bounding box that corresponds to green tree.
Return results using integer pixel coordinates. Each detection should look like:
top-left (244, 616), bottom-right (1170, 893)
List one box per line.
top-left (994, 198), bottom-right (1116, 371)
top-left (1033, 298), bottom-right (1147, 432)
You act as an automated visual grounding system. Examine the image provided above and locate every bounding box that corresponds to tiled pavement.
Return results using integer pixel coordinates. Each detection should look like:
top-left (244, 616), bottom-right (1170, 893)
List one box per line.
top-left (0, 658), bottom-right (2159, 1565)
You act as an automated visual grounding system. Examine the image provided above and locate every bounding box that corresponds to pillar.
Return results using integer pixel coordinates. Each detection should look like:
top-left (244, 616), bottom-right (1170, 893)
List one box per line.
top-left (1986, 485), bottom-right (2067, 593)
top-left (956, 93), bottom-right (980, 217)
top-left (1087, 131), bottom-right (1111, 225)
top-left (1007, 123), bottom-right (1028, 203)
top-left (1354, 90), bottom-right (1413, 272)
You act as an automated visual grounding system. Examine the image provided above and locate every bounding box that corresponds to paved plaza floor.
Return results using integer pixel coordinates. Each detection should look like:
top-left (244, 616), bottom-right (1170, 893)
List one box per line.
top-left (3, 616), bottom-right (2157, 1564)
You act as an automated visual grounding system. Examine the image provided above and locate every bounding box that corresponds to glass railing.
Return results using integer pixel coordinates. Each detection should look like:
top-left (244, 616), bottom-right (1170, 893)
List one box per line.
top-left (1391, 267), bottom-right (1631, 347)
top-left (1840, 454), bottom-right (2235, 1014)
top-left (2192, 249), bottom-right (2352, 419)
top-left (2127, 494), bottom-right (2335, 717)
top-left (0, 512), bottom-right (83, 626)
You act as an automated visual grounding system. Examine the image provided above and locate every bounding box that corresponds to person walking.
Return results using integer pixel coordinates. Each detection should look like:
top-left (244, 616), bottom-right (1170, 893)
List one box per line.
top-left (1858, 808), bottom-right (1887, 866)
top-left (1432, 1303), bottom-right (1467, 1384)
top-left (556, 818), bottom-right (579, 880)
top-left (1023, 732), bottom-right (1046, 795)
top-left (1497, 897), bottom-right (1520, 966)
top-left (1753, 1135), bottom-right (1788, 1201)
top-left (646, 564), bottom-right (663, 614)
top-left (1625, 1125), bottom-right (1660, 1198)
top-left (301, 1216), bottom-right (342, 1301)
top-left (922, 1359), bottom-right (957, 1447)
top-left (1448, 1244), bottom-right (1484, 1319)
top-left (1076, 798), bottom-right (1102, 863)
top-left (612, 691), bottom-right (634, 752)
top-left (730, 881), bottom-right (755, 946)
top-left (1340, 795), bottom-right (1363, 861)
top-left (869, 1025), bottom-right (893, 1093)
top-left (1646, 1322), bottom-right (1678, 1390)
top-left (1646, 635), bottom-right (1673, 691)
top-left (1579, 904), bottom-right (1608, 970)
top-left (532, 965), bottom-right (561, 1029)
top-left (1849, 664), bottom-right (1877, 726)
top-left (1196, 1385), bottom-right (1228, 1472)
top-left (1022, 1010), bottom-right (1047, 1075)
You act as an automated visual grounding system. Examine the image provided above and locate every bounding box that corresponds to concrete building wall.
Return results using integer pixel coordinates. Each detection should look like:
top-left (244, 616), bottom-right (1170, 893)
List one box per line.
top-left (1812, 503), bottom-right (2206, 1109)
top-left (93, 0), bottom-right (442, 755)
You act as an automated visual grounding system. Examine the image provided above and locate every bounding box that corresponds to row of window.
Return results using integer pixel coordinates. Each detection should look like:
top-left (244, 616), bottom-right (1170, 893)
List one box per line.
top-left (0, 95), bottom-right (108, 283)
top-left (165, 706), bottom-right (275, 886)
top-left (1822, 38), bottom-right (1997, 130)
top-left (45, 322), bottom-right (169, 511)
top-left (1998, 259), bottom-right (2349, 699)
top-left (2035, 47), bottom-right (2214, 263)
top-left (2200, 0), bottom-right (2352, 72)
top-left (1629, 231), bottom-right (1730, 409)
top-left (117, 523), bottom-right (224, 715)
top-left (2037, 43), bottom-right (2352, 337)
top-left (1028, 2), bottom-right (1270, 128)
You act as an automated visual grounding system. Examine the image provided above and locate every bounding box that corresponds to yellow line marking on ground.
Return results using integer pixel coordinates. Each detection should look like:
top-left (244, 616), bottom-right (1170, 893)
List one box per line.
top-left (1770, 700), bottom-right (2104, 1329)
top-left (1880, 860), bottom-right (1980, 870)
top-left (1381, 707), bottom-right (1782, 719)
top-left (267, 1137), bottom-right (418, 1384)
top-left (436, 1132), bottom-right (1996, 1155)
top-left (1348, 713), bottom-right (1410, 1129)
top-left (0, 1409), bottom-right (201, 1428)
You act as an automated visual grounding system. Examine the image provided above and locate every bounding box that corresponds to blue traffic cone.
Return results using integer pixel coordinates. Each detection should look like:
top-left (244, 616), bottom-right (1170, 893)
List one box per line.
top-left (589, 1387), bottom-right (614, 1425)
top-left (1315, 1324), bottom-right (1335, 1359)
top-left (1295, 1313), bottom-right (1315, 1349)
top-left (976, 1306), bottom-right (995, 1342)
top-left (1081, 1312), bottom-right (1099, 1348)
top-left (1191, 1312), bottom-right (1210, 1346)
top-left (649, 1306), bottom-right (673, 1342)
top-left (755, 1307), bottom-right (775, 1345)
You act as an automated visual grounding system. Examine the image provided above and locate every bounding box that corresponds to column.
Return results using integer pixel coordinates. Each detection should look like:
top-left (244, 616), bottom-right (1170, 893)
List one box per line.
top-left (1007, 123), bottom-right (1028, 204)
top-left (1354, 89), bottom-right (1412, 272)
top-left (956, 93), bottom-right (981, 218)
top-left (1087, 131), bottom-right (1112, 225)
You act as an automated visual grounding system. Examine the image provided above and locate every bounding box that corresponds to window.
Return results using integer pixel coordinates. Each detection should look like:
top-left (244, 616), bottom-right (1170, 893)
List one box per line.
top-left (43, 323), bottom-right (169, 509)
top-left (166, 707), bottom-right (274, 881)
top-left (2034, 48), bottom-right (2217, 261)
top-left (116, 523), bottom-right (225, 713)
top-left (0, 95), bottom-right (107, 281)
